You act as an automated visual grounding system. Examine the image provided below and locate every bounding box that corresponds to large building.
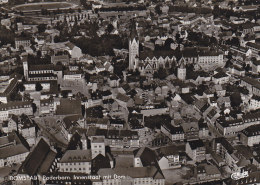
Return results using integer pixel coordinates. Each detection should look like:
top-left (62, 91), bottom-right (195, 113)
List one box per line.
top-left (23, 61), bottom-right (63, 82)
top-left (186, 139), bottom-right (206, 162)
top-left (0, 132), bottom-right (30, 168)
top-left (129, 28), bottom-right (224, 74)
top-left (241, 76), bottom-right (260, 96)
top-left (0, 101), bottom-right (33, 122)
top-left (216, 111), bottom-right (260, 137)
top-left (15, 38), bottom-right (31, 50)
top-left (197, 52), bottom-right (224, 70)
top-left (57, 150), bottom-right (92, 174)
top-left (240, 124), bottom-right (260, 146)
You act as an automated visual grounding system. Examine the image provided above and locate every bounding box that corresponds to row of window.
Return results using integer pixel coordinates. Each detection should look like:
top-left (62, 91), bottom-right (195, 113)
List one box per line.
top-left (29, 70), bottom-right (53, 74)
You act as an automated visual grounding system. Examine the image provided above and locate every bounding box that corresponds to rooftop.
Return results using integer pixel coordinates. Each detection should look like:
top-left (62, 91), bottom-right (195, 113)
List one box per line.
top-left (59, 150), bottom-right (92, 163)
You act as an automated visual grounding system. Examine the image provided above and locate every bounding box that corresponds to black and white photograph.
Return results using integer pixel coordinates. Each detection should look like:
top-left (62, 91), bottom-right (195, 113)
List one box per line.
top-left (0, 0), bottom-right (260, 184)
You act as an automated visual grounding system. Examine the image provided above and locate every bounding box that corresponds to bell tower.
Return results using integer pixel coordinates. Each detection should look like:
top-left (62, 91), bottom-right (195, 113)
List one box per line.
top-left (177, 57), bottom-right (186, 81)
top-left (129, 21), bottom-right (139, 71)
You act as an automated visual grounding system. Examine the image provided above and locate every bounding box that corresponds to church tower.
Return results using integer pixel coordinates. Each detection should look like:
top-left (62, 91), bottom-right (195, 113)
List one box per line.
top-left (177, 60), bottom-right (186, 81)
top-left (23, 60), bottom-right (28, 80)
top-left (129, 21), bottom-right (139, 71)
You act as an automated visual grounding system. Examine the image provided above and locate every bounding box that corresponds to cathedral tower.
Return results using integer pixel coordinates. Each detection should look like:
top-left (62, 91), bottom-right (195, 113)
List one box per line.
top-left (177, 60), bottom-right (186, 81)
top-left (129, 21), bottom-right (139, 71)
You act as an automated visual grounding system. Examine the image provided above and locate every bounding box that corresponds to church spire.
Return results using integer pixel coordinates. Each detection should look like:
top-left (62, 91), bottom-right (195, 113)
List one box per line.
top-left (129, 19), bottom-right (138, 41)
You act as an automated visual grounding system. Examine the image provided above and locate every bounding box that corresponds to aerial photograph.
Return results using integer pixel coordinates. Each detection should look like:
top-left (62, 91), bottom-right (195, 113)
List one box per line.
top-left (0, 0), bottom-right (260, 184)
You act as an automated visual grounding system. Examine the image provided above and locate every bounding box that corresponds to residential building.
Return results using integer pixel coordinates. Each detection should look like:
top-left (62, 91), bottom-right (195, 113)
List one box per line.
top-left (1, 115), bottom-right (18, 133)
top-left (18, 114), bottom-right (37, 146)
top-left (87, 128), bottom-right (140, 148)
top-left (185, 139), bottom-right (206, 162)
top-left (156, 145), bottom-right (186, 170)
top-left (91, 136), bottom-right (106, 159)
top-left (240, 124), bottom-right (260, 146)
top-left (0, 101), bottom-right (33, 122)
top-left (251, 59), bottom-right (260, 73)
top-left (57, 150), bottom-right (92, 174)
top-left (161, 123), bottom-right (185, 141)
top-left (0, 132), bottom-right (30, 167)
top-left (133, 147), bottom-right (158, 168)
top-left (249, 95), bottom-right (260, 110)
top-left (15, 38), bottom-right (31, 50)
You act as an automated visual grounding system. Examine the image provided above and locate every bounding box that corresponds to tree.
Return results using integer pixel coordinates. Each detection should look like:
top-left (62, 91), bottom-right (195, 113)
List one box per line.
top-left (166, 90), bottom-right (173, 101)
top-left (9, 92), bottom-right (22, 101)
top-left (54, 35), bottom-right (61, 43)
top-left (82, 105), bottom-right (85, 117)
top-left (230, 92), bottom-right (242, 107)
top-left (106, 24), bottom-right (114, 34)
top-left (61, 91), bottom-right (69, 98)
top-left (17, 83), bottom-right (25, 92)
top-left (155, 4), bottom-right (162, 15)
top-left (230, 37), bottom-right (240, 46)
top-left (35, 82), bottom-right (43, 91)
top-left (196, 84), bottom-right (207, 96)
top-left (154, 67), bottom-right (167, 80)
top-left (37, 24), bottom-right (47, 33)
top-left (37, 50), bottom-right (42, 58)
top-left (19, 45), bottom-right (25, 52)
top-left (164, 38), bottom-right (174, 50)
top-left (175, 33), bottom-right (181, 43)
top-left (32, 103), bottom-right (37, 114)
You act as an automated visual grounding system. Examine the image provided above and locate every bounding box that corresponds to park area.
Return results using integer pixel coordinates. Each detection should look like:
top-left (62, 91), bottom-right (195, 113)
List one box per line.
top-left (13, 2), bottom-right (76, 12)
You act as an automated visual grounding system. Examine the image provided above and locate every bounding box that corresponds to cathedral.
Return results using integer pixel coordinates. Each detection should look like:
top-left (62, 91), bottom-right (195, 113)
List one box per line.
top-left (128, 22), bottom-right (177, 75)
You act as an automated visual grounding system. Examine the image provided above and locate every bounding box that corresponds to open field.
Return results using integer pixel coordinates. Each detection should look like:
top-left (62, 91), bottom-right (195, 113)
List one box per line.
top-left (13, 2), bottom-right (77, 12)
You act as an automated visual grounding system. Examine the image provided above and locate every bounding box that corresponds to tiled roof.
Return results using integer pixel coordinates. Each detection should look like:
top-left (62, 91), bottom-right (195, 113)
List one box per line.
top-left (59, 150), bottom-right (92, 163)
top-left (0, 101), bottom-right (32, 111)
top-left (242, 124), bottom-right (260, 137)
top-left (19, 138), bottom-right (56, 176)
top-left (188, 139), bottom-right (205, 150)
top-left (56, 98), bottom-right (82, 115)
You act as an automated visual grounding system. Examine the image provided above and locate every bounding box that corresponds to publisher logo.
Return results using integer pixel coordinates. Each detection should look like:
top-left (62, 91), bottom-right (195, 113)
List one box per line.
top-left (231, 171), bottom-right (249, 180)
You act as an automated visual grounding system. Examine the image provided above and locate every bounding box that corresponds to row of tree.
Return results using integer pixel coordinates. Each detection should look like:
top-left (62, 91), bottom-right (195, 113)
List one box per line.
top-left (72, 35), bottom-right (127, 56)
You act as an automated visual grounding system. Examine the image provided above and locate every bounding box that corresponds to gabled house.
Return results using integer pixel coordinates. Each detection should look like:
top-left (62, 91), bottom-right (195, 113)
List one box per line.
top-left (1, 114), bottom-right (18, 133)
top-left (115, 93), bottom-right (134, 108)
top-left (182, 122), bottom-right (199, 140)
top-left (156, 144), bottom-right (186, 170)
top-left (18, 114), bottom-right (38, 146)
top-left (133, 147), bottom-right (158, 168)
top-left (108, 75), bottom-right (120, 87)
top-left (65, 42), bottom-right (83, 59)
top-left (212, 72), bottom-right (229, 85)
top-left (17, 138), bottom-right (57, 184)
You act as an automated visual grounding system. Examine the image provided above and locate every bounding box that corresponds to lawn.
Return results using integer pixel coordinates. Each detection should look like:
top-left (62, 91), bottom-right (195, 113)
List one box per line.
top-left (14, 2), bottom-right (75, 12)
